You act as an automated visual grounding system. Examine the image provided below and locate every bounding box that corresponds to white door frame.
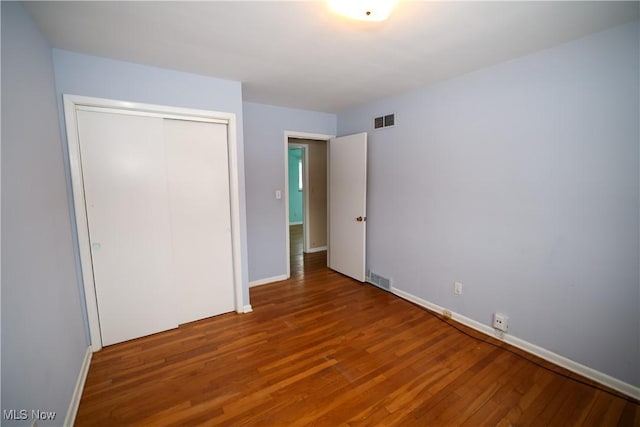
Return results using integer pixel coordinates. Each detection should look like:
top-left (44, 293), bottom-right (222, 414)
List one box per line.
top-left (283, 131), bottom-right (334, 278)
top-left (64, 94), bottom-right (245, 351)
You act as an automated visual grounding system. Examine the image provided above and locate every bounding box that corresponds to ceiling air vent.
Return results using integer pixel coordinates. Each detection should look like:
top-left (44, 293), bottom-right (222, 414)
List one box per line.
top-left (373, 113), bottom-right (395, 130)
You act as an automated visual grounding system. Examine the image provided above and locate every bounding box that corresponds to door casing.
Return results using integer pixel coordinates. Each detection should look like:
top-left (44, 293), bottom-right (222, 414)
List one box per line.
top-left (283, 131), bottom-right (334, 278)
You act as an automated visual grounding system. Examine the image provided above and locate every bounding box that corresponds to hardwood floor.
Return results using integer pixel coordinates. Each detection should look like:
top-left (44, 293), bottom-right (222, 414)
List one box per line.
top-left (289, 224), bottom-right (326, 277)
top-left (76, 233), bottom-right (639, 426)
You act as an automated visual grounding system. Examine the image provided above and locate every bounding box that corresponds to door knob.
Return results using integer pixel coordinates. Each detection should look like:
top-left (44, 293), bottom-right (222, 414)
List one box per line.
top-left (356, 216), bottom-right (367, 222)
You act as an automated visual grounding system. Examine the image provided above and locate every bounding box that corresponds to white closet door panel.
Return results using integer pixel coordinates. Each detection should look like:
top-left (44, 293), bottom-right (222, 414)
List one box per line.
top-left (164, 119), bottom-right (235, 324)
top-left (77, 110), bottom-right (178, 346)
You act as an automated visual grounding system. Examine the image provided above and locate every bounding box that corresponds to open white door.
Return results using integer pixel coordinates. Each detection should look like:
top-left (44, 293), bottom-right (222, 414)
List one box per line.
top-left (328, 132), bottom-right (367, 281)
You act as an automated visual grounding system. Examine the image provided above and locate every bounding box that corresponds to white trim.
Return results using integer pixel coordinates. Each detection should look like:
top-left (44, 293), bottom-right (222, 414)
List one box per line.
top-left (64, 346), bottom-right (92, 427)
top-left (249, 274), bottom-right (288, 288)
top-left (68, 96), bottom-right (231, 120)
top-left (243, 305), bottom-right (253, 313)
top-left (226, 113), bottom-right (246, 316)
top-left (391, 286), bottom-right (640, 400)
top-left (289, 221), bottom-right (303, 226)
top-left (305, 246), bottom-right (327, 253)
top-left (76, 105), bottom-right (228, 124)
top-left (284, 131), bottom-right (334, 279)
top-left (64, 96), bottom-right (103, 351)
top-left (63, 94), bottom-right (245, 351)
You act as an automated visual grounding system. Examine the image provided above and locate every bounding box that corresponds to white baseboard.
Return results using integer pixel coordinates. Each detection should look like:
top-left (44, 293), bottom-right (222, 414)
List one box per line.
top-left (289, 221), bottom-right (303, 225)
top-left (304, 246), bottom-right (327, 253)
top-left (243, 304), bottom-right (253, 313)
top-left (64, 346), bottom-right (92, 426)
top-left (391, 286), bottom-right (640, 400)
top-left (249, 274), bottom-right (288, 288)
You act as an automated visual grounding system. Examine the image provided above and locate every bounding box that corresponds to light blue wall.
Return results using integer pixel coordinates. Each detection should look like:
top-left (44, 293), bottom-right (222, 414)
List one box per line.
top-left (338, 21), bottom-right (640, 387)
top-left (288, 148), bottom-right (304, 224)
top-left (51, 49), bottom-right (251, 317)
top-left (1, 3), bottom-right (88, 424)
top-left (243, 102), bottom-right (336, 282)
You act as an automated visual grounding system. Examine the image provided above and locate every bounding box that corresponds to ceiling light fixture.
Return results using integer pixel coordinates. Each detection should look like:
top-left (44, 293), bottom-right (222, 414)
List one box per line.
top-left (327, 0), bottom-right (398, 22)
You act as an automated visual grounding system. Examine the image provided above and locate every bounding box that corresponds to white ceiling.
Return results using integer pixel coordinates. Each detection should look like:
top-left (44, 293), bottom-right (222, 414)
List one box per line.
top-left (26, 1), bottom-right (639, 113)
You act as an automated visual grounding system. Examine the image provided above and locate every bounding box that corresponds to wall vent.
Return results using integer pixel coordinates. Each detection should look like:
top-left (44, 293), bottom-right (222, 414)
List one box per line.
top-left (368, 271), bottom-right (391, 291)
top-left (373, 113), bottom-right (396, 130)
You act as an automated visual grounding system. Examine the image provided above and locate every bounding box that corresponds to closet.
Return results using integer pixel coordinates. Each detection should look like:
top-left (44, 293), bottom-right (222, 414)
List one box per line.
top-left (70, 101), bottom-right (236, 347)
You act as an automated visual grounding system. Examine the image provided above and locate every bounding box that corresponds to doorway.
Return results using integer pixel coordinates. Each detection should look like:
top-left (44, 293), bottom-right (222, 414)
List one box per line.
top-left (284, 131), bottom-right (333, 278)
top-left (288, 145), bottom-right (305, 275)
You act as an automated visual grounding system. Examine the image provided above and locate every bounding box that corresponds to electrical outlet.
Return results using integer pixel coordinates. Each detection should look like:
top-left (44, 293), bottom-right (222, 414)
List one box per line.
top-left (454, 282), bottom-right (462, 295)
top-left (493, 312), bottom-right (508, 332)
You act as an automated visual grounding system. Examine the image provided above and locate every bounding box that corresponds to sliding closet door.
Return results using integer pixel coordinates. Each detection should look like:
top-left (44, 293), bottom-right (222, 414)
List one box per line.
top-left (77, 110), bottom-right (178, 346)
top-left (164, 119), bottom-right (235, 324)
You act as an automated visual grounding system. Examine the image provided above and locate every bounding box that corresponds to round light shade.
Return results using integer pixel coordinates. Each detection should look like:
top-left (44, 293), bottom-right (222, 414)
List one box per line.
top-left (327, 0), bottom-right (398, 22)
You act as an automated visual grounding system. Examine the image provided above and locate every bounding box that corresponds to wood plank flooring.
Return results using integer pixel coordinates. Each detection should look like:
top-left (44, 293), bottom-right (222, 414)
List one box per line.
top-left (76, 229), bottom-right (639, 425)
top-left (289, 224), bottom-right (326, 277)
